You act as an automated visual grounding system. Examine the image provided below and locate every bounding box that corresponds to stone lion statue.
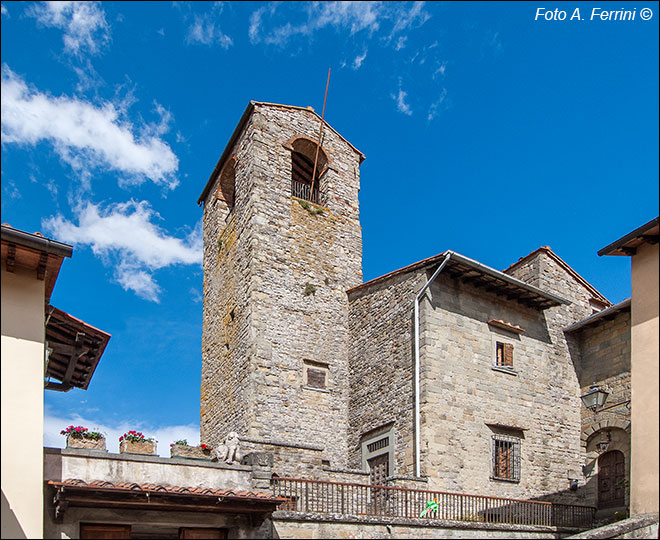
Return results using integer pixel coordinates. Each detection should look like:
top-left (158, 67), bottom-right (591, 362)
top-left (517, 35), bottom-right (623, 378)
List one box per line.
top-left (213, 432), bottom-right (241, 464)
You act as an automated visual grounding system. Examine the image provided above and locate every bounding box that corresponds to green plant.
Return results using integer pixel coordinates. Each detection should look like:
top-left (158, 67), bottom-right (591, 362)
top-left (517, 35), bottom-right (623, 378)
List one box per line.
top-left (298, 199), bottom-right (324, 216)
top-left (119, 431), bottom-right (156, 444)
top-left (304, 283), bottom-right (317, 296)
top-left (60, 425), bottom-right (105, 440)
top-left (170, 439), bottom-right (189, 447)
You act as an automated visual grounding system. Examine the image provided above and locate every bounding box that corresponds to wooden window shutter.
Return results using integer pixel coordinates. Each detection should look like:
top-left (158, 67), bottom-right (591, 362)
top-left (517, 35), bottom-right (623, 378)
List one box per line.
top-left (496, 444), bottom-right (512, 478)
top-left (503, 343), bottom-right (514, 367)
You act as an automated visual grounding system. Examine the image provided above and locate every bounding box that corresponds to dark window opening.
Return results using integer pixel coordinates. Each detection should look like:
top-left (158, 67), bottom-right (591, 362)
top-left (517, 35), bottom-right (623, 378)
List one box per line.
top-left (214, 157), bottom-right (236, 221)
top-left (290, 138), bottom-right (328, 204)
top-left (303, 359), bottom-right (329, 390)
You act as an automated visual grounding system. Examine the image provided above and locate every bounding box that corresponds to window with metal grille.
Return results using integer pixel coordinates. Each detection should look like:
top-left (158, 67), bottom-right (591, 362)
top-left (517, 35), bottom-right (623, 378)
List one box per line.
top-left (367, 437), bottom-right (389, 453)
top-left (496, 341), bottom-right (514, 368)
top-left (492, 435), bottom-right (521, 482)
top-left (289, 137), bottom-right (328, 205)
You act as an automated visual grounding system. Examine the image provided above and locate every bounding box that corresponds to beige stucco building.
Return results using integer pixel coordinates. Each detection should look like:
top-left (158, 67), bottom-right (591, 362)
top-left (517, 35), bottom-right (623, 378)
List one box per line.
top-left (599, 217), bottom-right (659, 516)
top-left (1, 224), bottom-right (109, 539)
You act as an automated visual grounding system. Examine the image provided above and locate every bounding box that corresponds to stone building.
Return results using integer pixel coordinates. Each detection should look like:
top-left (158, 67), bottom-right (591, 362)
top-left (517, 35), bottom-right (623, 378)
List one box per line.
top-left (196, 102), bottom-right (638, 524)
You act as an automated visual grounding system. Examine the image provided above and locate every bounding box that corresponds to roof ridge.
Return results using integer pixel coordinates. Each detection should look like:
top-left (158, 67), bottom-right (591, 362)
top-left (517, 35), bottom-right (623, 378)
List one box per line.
top-left (503, 246), bottom-right (611, 305)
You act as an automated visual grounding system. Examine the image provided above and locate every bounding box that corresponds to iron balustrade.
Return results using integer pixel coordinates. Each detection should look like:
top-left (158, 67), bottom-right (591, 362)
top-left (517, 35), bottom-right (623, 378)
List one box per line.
top-left (291, 178), bottom-right (320, 205)
top-left (271, 477), bottom-right (595, 529)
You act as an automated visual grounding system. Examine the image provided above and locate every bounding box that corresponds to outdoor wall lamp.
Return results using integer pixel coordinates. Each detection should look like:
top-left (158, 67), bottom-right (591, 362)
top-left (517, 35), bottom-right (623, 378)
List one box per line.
top-left (580, 385), bottom-right (609, 411)
top-left (596, 431), bottom-right (612, 454)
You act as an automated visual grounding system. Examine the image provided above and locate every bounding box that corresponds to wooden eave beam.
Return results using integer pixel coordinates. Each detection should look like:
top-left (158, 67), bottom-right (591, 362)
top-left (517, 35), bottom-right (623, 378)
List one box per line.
top-left (642, 234), bottom-right (659, 245)
top-left (37, 252), bottom-right (49, 280)
top-left (6, 243), bottom-right (16, 272)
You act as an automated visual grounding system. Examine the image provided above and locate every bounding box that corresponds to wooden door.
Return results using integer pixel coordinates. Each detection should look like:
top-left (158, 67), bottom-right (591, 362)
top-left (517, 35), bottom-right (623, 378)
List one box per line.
top-left (598, 450), bottom-right (625, 508)
top-left (80, 524), bottom-right (131, 539)
top-left (368, 453), bottom-right (389, 515)
top-left (368, 453), bottom-right (389, 486)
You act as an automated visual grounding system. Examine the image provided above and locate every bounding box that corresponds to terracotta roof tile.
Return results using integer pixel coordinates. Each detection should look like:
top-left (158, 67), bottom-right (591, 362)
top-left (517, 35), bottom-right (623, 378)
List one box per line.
top-left (487, 319), bottom-right (526, 334)
top-left (52, 479), bottom-right (287, 503)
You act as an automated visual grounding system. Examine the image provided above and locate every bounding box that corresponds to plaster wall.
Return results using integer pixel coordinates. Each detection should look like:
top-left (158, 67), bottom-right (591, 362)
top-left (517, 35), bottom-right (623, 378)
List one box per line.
top-left (1, 268), bottom-right (45, 539)
top-left (630, 242), bottom-right (659, 515)
top-left (44, 448), bottom-right (253, 492)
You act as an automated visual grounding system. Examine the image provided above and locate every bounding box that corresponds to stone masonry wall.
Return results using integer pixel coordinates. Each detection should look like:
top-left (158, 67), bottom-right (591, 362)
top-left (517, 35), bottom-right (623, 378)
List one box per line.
top-left (347, 270), bottom-right (426, 476)
top-left (421, 272), bottom-right (584, 504)
top-left (202, 104), bottom-right (363, 471)
top-left (571, 308), bottom-right (631, 509)
top-left (201, 113), bottom-right (260, 446)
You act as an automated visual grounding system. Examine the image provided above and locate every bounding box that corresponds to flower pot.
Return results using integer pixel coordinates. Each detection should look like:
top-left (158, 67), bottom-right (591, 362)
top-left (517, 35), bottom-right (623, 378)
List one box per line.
top-left (170, 445), bottom-right (213, 460)
top-left (119, 439), bottom-right (157, 455)
top-left (66, 434), bottom-right (106, 451)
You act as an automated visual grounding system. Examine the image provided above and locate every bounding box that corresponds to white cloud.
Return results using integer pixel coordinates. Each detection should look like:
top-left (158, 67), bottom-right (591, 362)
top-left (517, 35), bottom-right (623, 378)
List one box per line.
top-left (1, 67), bottom-right (179, 189)
top-left (395, 36), bottom-right (407, 50)
top-left (427, 88), bottom-right (448, 121)
top-left (389, 1), bottom-right (429, 39)
top-left (43, 200), bottom-right (202, 302)
top-left (45, 411), bottom-right (201, 457)
top-left (1, 3), bottom-right (9, 17)
top-left (352, 50), bottom-right (367, 70)
top-left (393, 88), bottom-right (413, 116)
top-left (28, 1), bottom-right (110, 56)
top-left (249, 1), bottom-right (385, 45)
top-left (186, 14), bottom-right (233, 48)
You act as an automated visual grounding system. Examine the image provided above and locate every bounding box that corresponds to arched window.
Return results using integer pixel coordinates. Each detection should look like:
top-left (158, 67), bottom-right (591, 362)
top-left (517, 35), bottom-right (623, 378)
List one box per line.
top-left (213, 156), bottom-right (236, 222)
top-left (289, 137), bottom-right (328, 204)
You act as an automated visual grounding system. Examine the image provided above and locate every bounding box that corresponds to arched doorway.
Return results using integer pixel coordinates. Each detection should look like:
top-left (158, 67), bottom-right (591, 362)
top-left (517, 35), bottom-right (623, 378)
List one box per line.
top-left (598, 450), bottom-right (625, 508)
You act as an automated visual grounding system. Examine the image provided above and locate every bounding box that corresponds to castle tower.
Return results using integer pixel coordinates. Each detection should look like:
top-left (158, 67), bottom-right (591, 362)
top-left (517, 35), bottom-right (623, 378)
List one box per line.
top-left (197, 102), bottom-right (364, 468)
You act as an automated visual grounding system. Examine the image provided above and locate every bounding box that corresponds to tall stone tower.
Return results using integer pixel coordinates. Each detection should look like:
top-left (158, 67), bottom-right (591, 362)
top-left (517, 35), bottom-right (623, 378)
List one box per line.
top-left (197, 102), bottom-right (364, 468)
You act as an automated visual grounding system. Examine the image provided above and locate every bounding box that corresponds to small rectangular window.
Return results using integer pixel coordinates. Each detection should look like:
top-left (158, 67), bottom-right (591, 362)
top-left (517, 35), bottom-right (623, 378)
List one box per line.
top-left (492, 435), bottom-right (521, 482)
top-left (303, 360), bottom-right (328, 390)
top-left (496, 341), bottom-right (514, 367)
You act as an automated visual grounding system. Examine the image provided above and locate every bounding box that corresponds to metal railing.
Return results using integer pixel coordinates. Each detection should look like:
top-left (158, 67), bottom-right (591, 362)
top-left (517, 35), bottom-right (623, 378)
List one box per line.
top-left (291, 178), bottom-right (320, 205)
top-left (271, 477), bottom-right (594, 529)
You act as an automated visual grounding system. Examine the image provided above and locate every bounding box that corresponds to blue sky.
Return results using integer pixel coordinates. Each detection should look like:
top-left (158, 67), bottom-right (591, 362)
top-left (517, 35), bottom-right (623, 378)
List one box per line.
top-left (1, 1), bottom-right (657, 455)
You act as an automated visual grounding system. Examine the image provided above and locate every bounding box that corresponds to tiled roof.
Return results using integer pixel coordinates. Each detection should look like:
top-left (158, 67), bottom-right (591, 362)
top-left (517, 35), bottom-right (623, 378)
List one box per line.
top-left (50, 479), bottom-right (287, 502)
top-left (487, 319), bottom-right (526, 334)
top-left (503, 246), bottom-right (611, 306)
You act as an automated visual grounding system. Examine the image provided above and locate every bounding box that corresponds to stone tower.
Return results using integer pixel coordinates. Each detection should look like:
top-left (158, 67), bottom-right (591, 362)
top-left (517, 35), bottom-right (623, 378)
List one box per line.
top-left (198, 102), bottom-right (364, 468)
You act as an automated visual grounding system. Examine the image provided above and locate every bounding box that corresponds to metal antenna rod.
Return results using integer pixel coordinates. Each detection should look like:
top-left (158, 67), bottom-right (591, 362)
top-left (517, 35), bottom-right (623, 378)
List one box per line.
top-left (310, 68), bottom-right (331, 201)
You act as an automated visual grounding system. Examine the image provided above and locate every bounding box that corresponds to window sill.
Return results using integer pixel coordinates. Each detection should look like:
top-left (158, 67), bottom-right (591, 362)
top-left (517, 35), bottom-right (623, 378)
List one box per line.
top-left (303, 386), bottom-right (330, 393)
top-left (492, 366), bottom-right (518, 376)
top-left (490, 476), bottom-right (520, 484)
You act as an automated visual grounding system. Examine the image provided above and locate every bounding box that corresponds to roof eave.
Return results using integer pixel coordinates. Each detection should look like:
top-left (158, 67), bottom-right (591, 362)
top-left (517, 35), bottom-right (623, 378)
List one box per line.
top-left (598, 217), bottom-right (660, 256)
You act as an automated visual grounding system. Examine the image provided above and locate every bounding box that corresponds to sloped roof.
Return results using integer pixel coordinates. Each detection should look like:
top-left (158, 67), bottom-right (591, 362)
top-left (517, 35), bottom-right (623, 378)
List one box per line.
top-left (197, 101), bottom-right (365, 205)
top-left (48, 479), bottom-right (288, 517)
top-left (1, 224), bottom-right (72, 302)
top-left (50, 478), bottom-right (285, 501)
top-left (598, 217), bottom-right (659, 256)
top-left (564, 298), bottom-right (631, 333)
top-left (45, 306), bottom-right (111, 391)
top-left (347, 250), bottom-right (570, 310)
top-left (503, 246), bottom-right (611, 306)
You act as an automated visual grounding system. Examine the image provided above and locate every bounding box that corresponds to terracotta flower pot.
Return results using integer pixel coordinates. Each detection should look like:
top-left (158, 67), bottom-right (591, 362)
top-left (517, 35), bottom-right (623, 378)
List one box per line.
top-left (119, 439), bottom-right (157, 455)
top-left (170, 445), bottom-right (213, 460)
top-left (66, 434), bottom-right (106, 451)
